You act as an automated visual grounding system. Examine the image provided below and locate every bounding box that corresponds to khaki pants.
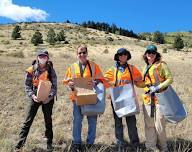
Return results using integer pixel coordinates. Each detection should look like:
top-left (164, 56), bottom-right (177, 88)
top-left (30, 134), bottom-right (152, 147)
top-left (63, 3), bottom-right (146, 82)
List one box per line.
top-left (143, 104), bottom-right (168, 151)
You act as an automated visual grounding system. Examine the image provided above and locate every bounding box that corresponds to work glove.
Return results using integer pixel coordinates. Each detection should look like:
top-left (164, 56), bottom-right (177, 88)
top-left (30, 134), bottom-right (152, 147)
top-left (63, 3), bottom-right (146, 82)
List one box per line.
top-left (149, 86), bottom-right (160, 94)
top-left (43, 95), bottom-right (54, 104)
top-left (32, 94), bottom-right (38, 102)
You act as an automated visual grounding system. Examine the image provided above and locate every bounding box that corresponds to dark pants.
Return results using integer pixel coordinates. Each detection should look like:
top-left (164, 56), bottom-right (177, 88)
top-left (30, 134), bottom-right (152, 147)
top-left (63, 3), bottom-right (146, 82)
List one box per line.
top-left (111, 103), bottom-right (140, 147)
top-left (16, 99), bottom-right (54, 148)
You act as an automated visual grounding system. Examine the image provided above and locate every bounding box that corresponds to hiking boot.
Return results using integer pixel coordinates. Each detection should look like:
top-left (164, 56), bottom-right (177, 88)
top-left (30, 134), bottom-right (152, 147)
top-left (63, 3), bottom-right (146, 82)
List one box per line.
top-left (70, 144), bottom-right (82, 152)
top-left (117, 144), bottom-right (125, 152)
top-left (14, 147), bottom-right (21, 152)
top-left (146, 147), bottom-right (160, 152)
top-left (43, 135), bottom-right (48, 141)
top-left (133, 146), bottom-right (142, 152)
top-left (47, 143), bottom-right (54, 152)
top-left (86, 144), bottom-right (93, 149)
top-left (14, 145), bottom-right (22, 152)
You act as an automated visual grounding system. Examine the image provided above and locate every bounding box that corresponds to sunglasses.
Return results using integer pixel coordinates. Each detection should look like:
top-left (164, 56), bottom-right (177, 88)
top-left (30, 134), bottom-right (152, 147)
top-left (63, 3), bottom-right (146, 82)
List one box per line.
top-left (78, 51), bottom-right (87, 55)
top-left (118, 52), bottom-right (127, 56)
top-left (146, 50), bottom-right (156, 54)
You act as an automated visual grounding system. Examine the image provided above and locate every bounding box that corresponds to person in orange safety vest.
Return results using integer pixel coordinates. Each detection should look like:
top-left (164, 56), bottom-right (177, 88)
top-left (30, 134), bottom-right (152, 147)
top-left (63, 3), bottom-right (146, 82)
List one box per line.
top-left (142, 44), bottom-right (173, 152)
top-left (14, 49), bottom-right (57, 152)
top-left (104, 48), bottom-right (144, 152)
top-left (63, 45), bottom-right (105, 151)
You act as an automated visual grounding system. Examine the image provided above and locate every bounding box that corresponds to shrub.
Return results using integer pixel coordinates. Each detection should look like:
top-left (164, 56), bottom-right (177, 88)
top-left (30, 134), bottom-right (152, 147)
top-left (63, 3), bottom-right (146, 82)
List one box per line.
top-left (173, 35), bottom-right (184, 50)
top-left (31, 31), bottom-right (43, 46)
top-left (103, 49), bottom-right (109, 54)
top-left (152, 31), bottom-right (165, 44)
top-left (56, 30), bottom-right (66, 42)
top-left (107, 37), bottom-right (113, 41)
top-left (1, 40), bottom-right (10, 45)
top-left (12, 25), bottom-right (21, 40)
top-left (163, 48), bottom-right (168, 53)
top-left (47, 28), bottom-right (56, 45)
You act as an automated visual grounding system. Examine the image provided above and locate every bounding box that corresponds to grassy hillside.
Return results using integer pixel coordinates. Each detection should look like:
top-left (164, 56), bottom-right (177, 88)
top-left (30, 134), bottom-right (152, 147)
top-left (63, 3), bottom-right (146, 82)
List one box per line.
top-left (0, 23), bottom-right (192, 152)
top-left (164, 32), bottom-right (192, 47)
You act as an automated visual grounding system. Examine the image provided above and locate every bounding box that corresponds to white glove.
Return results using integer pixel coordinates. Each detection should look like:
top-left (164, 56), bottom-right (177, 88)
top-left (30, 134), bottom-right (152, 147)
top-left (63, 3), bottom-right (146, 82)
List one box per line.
top-left (149, 86), bottom-right (160, 94)
top-left (32, 94), bottom-right (38, 102)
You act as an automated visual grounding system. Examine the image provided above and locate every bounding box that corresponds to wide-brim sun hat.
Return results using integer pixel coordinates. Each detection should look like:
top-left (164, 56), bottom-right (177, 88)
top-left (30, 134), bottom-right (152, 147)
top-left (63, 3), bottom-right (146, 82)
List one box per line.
top-left (114, 48), bottom-right (131, 61)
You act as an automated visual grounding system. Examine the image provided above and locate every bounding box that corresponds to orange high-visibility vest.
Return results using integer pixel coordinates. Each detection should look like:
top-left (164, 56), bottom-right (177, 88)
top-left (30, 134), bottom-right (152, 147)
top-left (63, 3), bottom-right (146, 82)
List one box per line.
top-left (104, 64), bottom-right (142, 88)
top-left (63, 60), bottom-right (104, 101)
top-left (26, 66), bottom-right (49, 87)
top-left (142, 62), bottom-right (167, 105)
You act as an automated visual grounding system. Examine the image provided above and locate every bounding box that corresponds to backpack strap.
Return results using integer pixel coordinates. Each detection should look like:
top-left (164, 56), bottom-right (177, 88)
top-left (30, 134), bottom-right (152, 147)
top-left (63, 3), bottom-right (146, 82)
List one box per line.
top-left (114, 66), bottom-right (119, 87)
top-left (47, 61), bottom-right (53, 82)
top-left (87, 61), bottom-right (92, 77)
top-left (143, 64), bottom-right (153, 82)
top-left (79, 60), bottom-right (92, 77)
top-left (114, 63), bottom-right (134, 86)
top-left (127, 64), bottom-right (134, 85)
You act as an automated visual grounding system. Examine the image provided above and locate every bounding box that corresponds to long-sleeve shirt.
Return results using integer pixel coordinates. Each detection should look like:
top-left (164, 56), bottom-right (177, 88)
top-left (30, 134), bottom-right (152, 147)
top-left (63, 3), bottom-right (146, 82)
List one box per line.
top-left (25, 63), bottom-right (57, 98)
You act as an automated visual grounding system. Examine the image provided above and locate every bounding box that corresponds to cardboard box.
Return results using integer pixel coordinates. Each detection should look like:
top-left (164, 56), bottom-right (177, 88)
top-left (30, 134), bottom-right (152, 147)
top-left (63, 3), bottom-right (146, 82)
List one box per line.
top-left (73, 78), bottom-right (97, 105)
top-left (76, 89), bottom-right (97, 105)
top-left (36, 80), bottom-right (52, 102)
top-left (73, 77), bottom-right (93, 90)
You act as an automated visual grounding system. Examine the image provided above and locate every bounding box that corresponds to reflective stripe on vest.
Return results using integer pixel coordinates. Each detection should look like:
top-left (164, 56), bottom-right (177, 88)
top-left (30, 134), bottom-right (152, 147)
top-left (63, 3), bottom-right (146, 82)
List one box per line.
top-left (145, 63), bottom-right (164, 86)
top-left (71, 61), bottom-right (95, 78)
top-left (143, 62), bottom-right (166, 104)
top-left (113, 64), bottom-right (134, 86)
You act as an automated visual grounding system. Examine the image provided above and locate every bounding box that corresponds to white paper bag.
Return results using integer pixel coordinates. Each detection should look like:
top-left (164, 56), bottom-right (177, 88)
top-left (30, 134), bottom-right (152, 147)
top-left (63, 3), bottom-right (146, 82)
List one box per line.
top-left (110, 84), bottom-right (139, 118)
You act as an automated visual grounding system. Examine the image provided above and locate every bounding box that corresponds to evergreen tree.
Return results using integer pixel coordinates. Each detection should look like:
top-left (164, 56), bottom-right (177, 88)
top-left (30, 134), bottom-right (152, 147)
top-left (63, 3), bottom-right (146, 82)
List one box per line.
top-left (173, 35), bottom-right (184, 50)
top-left (111, 23), bottom-right (117, 34)
top-left (152, 31), bottom-right (165, 44)
top-left (82, 21), bottom-right (87, 27)
top-left (31, 31), bottom-right (43, 46)
top-left (56, 30), bottom-right (66, 42)
top-left (47, 28), bottom-right (56, 45)
top-left (12, 25), bottom-right (21, 40)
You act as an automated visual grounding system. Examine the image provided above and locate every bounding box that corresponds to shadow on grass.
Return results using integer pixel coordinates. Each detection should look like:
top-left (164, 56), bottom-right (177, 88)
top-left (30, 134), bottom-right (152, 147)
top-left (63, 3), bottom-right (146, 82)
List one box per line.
top-left (167, 138), bottom-right (192, 152)
top-left (29, 138), bottom-right (192, 152)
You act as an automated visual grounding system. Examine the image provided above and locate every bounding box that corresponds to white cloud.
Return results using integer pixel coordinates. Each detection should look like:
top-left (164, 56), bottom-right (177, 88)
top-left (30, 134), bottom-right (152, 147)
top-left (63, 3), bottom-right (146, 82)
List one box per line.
top-left (0, 0), bottom-right (48, 22)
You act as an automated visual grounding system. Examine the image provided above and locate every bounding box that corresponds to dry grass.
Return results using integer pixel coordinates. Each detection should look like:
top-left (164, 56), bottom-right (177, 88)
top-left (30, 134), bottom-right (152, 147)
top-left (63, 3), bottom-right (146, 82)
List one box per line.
top-left (0, 23), bottom-right (192, 152)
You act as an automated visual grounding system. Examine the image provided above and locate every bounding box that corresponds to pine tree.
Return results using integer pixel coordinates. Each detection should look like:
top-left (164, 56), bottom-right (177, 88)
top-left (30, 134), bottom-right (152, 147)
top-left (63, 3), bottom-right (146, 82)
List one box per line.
top-left (12, 25), bottom-right (21, 40)
top-left (56, 30), bottom-right (66, 42)
top-left (31, 31), bottom-right (43, 46)
top-left (173, 35), bottom-right (184, 50)
top-left (152, 31), bottom-right (165, 44)
top-left (47, 28), bottom-right (56, 45)
top-left (111, 23), bottom-right (117, 34)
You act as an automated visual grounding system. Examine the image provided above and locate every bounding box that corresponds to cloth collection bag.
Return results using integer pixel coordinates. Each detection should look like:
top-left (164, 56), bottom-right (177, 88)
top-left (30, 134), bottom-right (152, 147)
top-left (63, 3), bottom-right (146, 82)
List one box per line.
top-left (110, 83), bottom-right (140, 118)
top-left (156, 86), bottom-right (187, 123)
top-left (80, 82), bottom-right (106, 116)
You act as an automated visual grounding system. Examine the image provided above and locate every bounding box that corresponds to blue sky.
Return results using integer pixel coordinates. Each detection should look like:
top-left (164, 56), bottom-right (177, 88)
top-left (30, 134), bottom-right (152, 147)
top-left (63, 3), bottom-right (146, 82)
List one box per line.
top-left (0, 0), bottom-right (192, 33)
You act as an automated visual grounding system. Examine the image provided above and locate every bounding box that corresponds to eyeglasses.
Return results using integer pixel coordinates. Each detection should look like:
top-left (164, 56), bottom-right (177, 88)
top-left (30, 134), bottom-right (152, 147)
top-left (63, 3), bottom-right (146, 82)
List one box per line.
top-left (146, 50), bottom-right (156, 54)
top-left (78, 51), bottom-right (87, 55)
top-left (118, 52), bottom-right (127, 56)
